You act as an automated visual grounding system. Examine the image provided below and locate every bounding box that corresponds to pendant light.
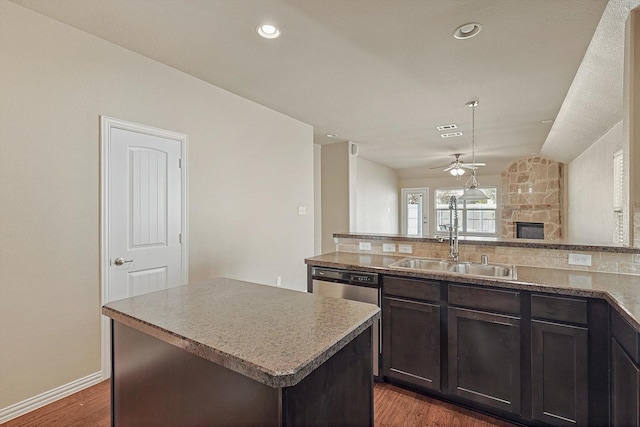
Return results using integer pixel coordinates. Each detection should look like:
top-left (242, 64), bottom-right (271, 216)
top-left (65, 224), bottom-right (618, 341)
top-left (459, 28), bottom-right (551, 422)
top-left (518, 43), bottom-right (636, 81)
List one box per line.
top-left (458, 100), bottom-right (489, 201)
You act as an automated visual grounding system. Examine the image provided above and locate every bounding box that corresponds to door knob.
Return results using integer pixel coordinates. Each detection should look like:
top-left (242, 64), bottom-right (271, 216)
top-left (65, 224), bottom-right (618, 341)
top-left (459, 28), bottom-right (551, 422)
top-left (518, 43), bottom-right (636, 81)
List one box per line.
top-left (114, 257), bottom-right (133, 266)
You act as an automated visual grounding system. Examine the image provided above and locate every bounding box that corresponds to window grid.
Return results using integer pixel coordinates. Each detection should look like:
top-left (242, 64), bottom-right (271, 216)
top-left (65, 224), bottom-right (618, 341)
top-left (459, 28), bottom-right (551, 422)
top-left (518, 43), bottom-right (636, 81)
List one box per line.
top-left (435, 187), bottom-right (497, 235)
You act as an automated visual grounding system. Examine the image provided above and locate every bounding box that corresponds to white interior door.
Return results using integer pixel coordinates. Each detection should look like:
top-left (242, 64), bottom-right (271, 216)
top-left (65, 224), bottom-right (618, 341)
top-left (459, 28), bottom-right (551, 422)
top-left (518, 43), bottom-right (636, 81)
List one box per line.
top-left (100, 116), bottom-right (188, 377)
top-left (401, 188), bottom-right (429, 236)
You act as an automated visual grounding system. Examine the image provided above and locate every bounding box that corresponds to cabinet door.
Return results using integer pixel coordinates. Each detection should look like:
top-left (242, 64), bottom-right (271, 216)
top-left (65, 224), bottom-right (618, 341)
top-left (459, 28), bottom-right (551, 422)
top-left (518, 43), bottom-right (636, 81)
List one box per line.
top-left (448, 307), bottom-right (520, 414)
top-left (611, 338), bottom-right (640, 427)
top-left (531, 320), bottom-right (588, 426)
top-left (383, 296), bottom-right (440, 391)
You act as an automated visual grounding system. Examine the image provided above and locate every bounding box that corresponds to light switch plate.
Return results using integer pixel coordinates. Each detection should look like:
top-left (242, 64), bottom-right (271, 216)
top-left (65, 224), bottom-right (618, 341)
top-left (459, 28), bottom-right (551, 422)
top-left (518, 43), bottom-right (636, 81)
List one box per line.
top-left (382, 243), bottom-right (396, 253)
top-left (568, 253), bottom-right (592, 266)
top-left (398, 244), bottom-right (413, 254)
top-left (359, 242), bottom-right (372, 251)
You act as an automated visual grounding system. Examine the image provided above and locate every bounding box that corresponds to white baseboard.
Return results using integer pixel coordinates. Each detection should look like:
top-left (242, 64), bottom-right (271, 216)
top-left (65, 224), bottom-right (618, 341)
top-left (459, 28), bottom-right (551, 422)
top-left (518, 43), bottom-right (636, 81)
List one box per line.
top-left (0, 371), bottom-right (104, 424)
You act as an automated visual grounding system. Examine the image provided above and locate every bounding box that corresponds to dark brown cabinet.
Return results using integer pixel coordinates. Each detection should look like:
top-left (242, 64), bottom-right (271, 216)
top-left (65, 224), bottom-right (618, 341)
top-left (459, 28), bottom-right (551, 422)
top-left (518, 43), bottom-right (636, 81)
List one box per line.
top-left (531, 320), bottom-right (588, 426)
top-left (611, 309), bottom-right (640, 427)
top-left (530, 294), bottom-right (589, 426)
top-left (382, 277), bottom-right (441, 391)
top-left (383, 297), bottom-right (440, 391)
top-left (611, 339), bottom-right (640, 427)
top-left (447, 284), bottom-right (521, 416)
top-left (448, 306), bottom-right (521, 414)
top-left (375, 272), bottom-right (638, 427)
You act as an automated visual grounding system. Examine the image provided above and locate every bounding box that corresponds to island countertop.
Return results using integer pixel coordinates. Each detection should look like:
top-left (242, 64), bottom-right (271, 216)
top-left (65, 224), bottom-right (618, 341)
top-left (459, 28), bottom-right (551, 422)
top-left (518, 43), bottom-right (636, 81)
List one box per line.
top-left (305, 252), bottom-right (640, 331)
top-left (102, 277), bottom-right (380, 388)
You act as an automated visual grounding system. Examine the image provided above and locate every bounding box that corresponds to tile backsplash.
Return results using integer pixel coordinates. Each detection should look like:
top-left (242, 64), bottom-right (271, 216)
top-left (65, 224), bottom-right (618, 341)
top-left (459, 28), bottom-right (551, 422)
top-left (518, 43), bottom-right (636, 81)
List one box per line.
top-left (335, 237), bottom-right (640, 276)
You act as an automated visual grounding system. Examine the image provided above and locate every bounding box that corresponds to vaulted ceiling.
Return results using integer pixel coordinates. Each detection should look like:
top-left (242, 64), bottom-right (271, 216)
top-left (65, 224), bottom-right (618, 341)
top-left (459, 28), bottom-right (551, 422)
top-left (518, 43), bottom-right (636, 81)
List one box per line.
top-left (13, 0), bottom-right (632, 177)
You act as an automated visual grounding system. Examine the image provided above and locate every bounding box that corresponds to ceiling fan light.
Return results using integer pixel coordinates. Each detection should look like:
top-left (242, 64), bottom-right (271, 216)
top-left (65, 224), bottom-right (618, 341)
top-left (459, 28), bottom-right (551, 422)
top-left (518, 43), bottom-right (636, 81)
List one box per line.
top-left (449, 168), bottom-right (465, 176)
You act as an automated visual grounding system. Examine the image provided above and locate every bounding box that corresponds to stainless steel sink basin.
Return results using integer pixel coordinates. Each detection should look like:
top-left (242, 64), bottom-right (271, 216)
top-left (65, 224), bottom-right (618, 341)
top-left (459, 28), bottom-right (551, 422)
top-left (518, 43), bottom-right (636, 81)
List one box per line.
top-left (389, 258), bottom-right (452, 271)
top-left (388, 257), bottom-right (517, 279)
top-left (448, 262), bottom-right (514, 278)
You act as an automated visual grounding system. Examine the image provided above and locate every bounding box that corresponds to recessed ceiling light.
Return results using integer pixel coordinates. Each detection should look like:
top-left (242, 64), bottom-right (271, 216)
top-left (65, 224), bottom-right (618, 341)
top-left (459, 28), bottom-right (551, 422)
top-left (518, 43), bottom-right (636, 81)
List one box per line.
top-left (257, 24), bottom-right (281, 39)
top-left (436, 124), bottom-right (458, 131)
top-left (441, 132), bottom-right (463, 138)
top-left (453, 22), bottom-right (482, 40)
top-left (326, 133), bottom-right (337, 138)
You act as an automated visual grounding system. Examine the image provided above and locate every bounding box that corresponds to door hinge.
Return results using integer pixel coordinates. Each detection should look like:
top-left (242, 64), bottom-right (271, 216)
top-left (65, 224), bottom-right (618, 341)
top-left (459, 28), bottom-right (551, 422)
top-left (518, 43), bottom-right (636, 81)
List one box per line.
top-left (178, 158), bottom-right (182, 168)
top-left (179, 233), bottom-right (182, 244)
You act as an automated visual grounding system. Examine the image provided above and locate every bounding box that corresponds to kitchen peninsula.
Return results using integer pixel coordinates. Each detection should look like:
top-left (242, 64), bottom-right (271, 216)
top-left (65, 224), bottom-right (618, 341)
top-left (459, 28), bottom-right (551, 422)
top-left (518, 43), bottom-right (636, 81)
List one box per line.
top-left (307, 232), bottom-right (640, 426)
top-left (102, 278), bottom-right (380, 427)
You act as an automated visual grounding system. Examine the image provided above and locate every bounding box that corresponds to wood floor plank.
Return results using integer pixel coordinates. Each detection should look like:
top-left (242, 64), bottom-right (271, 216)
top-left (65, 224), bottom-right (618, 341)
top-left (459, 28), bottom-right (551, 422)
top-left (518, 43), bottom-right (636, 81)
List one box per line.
top-left (2, 380), bottom-right (519, 426)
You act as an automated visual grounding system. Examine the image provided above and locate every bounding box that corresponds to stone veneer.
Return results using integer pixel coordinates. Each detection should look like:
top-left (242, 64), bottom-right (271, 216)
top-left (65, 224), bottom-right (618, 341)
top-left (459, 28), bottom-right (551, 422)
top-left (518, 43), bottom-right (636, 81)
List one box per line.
top-left (335, 237), bottom-right (640, 276)
top-left (500, 157), bottom-right (563, 240)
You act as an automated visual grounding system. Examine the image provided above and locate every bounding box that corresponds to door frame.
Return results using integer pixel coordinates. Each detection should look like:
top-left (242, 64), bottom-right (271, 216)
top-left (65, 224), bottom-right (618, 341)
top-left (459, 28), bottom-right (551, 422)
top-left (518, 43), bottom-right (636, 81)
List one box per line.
top-left (99, 116), bottom-right (189, 379)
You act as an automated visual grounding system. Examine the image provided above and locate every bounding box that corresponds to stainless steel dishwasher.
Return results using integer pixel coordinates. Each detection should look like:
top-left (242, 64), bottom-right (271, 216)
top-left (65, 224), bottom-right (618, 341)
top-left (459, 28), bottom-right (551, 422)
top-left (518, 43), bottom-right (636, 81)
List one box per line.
top-left (311, 266), bottom-right (380, 376)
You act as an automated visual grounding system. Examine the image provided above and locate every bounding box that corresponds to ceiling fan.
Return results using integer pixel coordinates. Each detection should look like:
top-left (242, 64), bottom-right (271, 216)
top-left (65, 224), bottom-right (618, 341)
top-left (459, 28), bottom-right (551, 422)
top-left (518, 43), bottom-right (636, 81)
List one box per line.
top-left (430, 153), bottom-right (485, 177)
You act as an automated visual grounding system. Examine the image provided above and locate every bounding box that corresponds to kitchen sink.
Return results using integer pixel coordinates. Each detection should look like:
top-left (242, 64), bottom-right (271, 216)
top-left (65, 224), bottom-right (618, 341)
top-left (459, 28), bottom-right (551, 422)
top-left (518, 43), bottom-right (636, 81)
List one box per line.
top-left (389, 258), bottom-right (453, 271)
top-left (448, 263), bottom-right (514, 278)
top-left (388, 257), bottom-right (517, 279)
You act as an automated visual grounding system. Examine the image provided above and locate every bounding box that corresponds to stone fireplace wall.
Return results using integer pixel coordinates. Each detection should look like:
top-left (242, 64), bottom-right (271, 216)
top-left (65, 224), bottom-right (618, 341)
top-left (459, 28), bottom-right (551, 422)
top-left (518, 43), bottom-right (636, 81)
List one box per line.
top-left (501, 157), bottom-right (564, 240)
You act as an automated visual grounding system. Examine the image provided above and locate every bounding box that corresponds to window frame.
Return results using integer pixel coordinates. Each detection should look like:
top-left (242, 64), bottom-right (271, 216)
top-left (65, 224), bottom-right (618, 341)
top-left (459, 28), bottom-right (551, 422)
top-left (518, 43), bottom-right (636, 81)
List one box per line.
top-left (434, 186), bottom-right (498, 236)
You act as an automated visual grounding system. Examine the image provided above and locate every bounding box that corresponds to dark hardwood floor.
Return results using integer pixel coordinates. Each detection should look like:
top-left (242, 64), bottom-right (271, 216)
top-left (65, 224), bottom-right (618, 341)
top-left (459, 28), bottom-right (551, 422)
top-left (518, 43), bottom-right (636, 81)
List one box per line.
top-left (2, 380), bottom-right (519, 426)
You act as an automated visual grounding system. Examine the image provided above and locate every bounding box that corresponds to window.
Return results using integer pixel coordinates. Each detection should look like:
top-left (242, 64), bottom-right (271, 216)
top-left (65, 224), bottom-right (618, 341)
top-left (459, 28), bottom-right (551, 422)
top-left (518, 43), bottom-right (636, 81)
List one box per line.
top-left (613, 150), bottom-right (624, 244)
top-left (435, 187), bottom-right (497, 235)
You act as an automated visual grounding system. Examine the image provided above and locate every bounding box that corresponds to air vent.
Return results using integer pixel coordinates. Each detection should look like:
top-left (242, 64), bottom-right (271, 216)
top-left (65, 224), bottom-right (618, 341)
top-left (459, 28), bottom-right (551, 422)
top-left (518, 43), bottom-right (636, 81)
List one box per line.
top-left (436, 124), bottom-right (458, 131)
top-left (440, 132), bottom-right (463, 138)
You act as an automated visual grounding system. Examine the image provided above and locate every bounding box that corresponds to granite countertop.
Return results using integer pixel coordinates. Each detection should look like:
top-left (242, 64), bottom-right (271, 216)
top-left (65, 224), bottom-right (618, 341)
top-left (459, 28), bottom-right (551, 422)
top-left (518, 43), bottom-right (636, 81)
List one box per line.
top-left (102, 278), bottom-right (380, 388)
top-left (305, 252), bottom-right (640, 331)
top-left (333, 232), bottom-right (640, 253)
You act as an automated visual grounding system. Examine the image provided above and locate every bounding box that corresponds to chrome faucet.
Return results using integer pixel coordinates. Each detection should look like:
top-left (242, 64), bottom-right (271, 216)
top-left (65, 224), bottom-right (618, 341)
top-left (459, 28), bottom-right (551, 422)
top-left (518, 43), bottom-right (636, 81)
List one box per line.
top-left (448, 196), bottom-right (459, 262)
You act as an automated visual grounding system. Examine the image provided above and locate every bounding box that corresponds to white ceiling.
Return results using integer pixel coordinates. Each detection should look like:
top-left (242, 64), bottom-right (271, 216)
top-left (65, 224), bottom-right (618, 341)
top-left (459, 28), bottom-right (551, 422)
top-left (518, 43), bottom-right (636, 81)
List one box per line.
top-left (13, 0), bottom-right (629, 177)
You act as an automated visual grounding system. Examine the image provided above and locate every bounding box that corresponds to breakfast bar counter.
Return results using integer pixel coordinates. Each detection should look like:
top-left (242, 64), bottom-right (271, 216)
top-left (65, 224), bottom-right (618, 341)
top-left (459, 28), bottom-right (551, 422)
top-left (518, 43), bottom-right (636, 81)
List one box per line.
top-left (102, 277), bottom-right (380, 427)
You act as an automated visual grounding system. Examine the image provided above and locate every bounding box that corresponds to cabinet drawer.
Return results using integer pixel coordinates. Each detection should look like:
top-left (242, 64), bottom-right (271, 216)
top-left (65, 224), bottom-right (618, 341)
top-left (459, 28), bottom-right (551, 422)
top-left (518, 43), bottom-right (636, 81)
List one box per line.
top-left (448, 284), bottom-right (520, 315)
top-left (531, 294), bottom-right (587, 325)
top-left (384, 277), bottom-right (440, 302)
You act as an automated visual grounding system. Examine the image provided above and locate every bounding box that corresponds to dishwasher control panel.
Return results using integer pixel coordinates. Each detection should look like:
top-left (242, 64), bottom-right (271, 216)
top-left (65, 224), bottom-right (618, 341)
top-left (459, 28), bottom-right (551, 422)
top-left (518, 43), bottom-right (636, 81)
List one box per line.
top-left (311, 267), bottom-right (379, 286)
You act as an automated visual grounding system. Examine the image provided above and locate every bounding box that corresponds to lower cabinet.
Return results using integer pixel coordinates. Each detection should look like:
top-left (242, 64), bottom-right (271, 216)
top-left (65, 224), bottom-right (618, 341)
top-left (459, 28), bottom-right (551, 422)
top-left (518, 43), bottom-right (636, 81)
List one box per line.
top-left (611, 307), bottom-right (640, 427)
top-left (380, 275), bottom-right (638, 427)
top-left (531, 319), bottom-right (589, 426)
top-left (611, 338), bottom-right (640, 427)
top-left (448, 306), bottom-right (521, 414)
top-left (530, 294), bottom-right (590, 426)
top-left (382, 296), bottom-right (440, 391)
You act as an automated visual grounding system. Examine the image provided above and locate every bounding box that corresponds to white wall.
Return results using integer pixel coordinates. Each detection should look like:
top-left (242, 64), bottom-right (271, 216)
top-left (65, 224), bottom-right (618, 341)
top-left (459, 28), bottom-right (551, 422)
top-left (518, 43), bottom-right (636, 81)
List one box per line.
top-left (568, 121), bottom-right (623, 243)
top-left (0, 1), bottom-right (314, 409)
top-left (320, 142), bottom-right (350, 253)
top-left (355, 157), bottom-right (399, 233)
top-left (399, 175), bottom-right (502, 236)
top-left (314, 143), bottom-right (323, 255)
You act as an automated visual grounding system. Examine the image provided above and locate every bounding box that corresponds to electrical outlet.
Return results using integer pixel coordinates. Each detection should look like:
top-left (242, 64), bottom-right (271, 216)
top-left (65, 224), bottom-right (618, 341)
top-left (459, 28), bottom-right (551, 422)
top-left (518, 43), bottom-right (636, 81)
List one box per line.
top-left (398, 244), bottom-right (413, 254)
top-left (568, 253), bottom-right (592, 267)
top-left (276, 276), bottom-right (282, 286)
top-left (382, 243), bottom-right (396, 253)
top-left (359, 241), bottom-right (372, 251)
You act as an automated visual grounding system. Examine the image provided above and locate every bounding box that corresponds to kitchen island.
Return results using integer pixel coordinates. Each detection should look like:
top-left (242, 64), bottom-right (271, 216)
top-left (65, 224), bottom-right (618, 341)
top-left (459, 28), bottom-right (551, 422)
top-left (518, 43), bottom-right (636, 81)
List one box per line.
top-left (102, 277), bottom-right (380, 427)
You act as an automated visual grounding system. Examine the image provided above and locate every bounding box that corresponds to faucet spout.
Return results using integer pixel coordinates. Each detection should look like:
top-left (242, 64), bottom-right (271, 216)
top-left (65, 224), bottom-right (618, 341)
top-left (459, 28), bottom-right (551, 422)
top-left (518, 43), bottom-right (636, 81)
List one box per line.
top-left (448, 196), bottom-right (459, 262)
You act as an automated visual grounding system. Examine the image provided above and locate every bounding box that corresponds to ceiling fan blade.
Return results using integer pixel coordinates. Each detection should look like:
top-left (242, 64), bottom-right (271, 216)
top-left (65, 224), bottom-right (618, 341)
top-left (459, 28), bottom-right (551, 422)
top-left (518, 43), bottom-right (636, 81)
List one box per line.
top-left (429, 164), bottom-right (453, 170)
top-left (466, 162), bottom-right (486, 167)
